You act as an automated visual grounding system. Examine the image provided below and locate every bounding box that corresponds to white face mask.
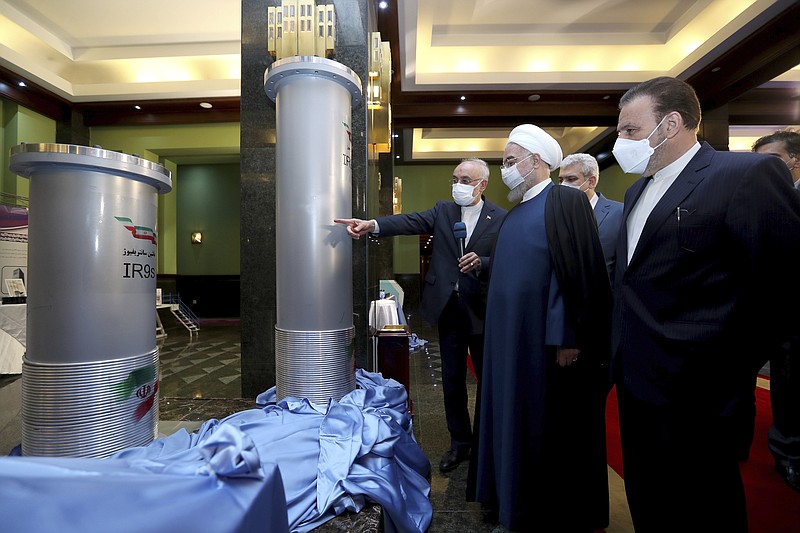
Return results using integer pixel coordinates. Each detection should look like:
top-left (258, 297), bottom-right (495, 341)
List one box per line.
top-left (561, 178), bottom-right (589, 191)
top-left (452, 182), bottom-right (480, 206)
top-left (612, 116), bottom-right (668, 175)
top-left (500, 154), bottom-right (534, 190)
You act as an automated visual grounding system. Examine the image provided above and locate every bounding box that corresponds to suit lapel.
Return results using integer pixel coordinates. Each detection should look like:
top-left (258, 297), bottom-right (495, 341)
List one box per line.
top-left (446, 201), bottom-right (461, 249)
top-left (619, 178), bottom-right (649, 265)
top-left (594, 195), bottom-right (610, 226)
top-left (466, 198), bottom-right (495, 249)
top-left (630, 143), bottom-right (713, 265)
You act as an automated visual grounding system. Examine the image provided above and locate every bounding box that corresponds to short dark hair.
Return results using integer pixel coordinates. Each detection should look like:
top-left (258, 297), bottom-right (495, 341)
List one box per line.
top-left (752, 130), bottom-right (800, 157)
top-left (619, 76), bottom-right (702, 132)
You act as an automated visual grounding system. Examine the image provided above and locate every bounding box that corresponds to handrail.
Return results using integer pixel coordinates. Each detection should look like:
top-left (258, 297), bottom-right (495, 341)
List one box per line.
top-left (161, 292), bottom-right (200, 328)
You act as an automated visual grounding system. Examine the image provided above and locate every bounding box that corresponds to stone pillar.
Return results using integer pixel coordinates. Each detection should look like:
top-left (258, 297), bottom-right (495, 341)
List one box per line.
top-left (699, 104), bottom-right (730, 152)
top-left (240, 0), bottom-right (373, 398)
top-left (56, 108), bottom-right (90, 147)
top-left (374, 152), bottom-right (395, 282)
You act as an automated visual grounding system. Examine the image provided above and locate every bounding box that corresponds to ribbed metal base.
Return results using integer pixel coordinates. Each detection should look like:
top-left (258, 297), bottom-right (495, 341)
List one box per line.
top-left (275, 327), bottom-right (355, 404)
top-left (21, 348), bottom-right (159, 458)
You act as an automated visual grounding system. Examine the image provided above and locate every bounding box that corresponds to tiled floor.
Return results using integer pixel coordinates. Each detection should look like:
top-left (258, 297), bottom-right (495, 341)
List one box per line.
top-left (0, 315), bottom-right (634, 532)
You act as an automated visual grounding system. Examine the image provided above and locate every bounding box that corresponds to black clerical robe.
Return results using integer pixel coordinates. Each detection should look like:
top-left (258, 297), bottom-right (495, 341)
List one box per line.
top-left (473, 183), bottom-right (612, 531)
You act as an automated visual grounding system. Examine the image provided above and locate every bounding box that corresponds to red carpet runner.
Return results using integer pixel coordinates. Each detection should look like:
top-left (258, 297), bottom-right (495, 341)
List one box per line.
top-left (605, 384), bottom-right (800, 533)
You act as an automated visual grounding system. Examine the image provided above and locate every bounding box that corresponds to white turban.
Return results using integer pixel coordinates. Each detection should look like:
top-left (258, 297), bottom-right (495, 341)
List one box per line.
top-left (507, 124), bottom-right (563, 170)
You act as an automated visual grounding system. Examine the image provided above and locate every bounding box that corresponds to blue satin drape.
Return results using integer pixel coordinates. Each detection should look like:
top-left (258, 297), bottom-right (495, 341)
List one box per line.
top-left (0, 370), bottom-right (432, 533)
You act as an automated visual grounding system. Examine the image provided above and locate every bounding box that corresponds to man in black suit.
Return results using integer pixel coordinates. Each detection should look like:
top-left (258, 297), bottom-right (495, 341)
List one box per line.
top-left (753, 129), bottom-right (800, 492)
top-left (558, 152), bottom-right (623, 281)
top-left (335, 158), bottom-right (506, 473)
top-left (610, 77), bottom-right (800, 532)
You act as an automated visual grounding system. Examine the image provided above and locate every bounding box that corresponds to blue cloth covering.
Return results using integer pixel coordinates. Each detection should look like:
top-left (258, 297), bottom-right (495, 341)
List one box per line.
top-left (0, 425), bottom-right (287, 533)
top-left (408, 333), bottom-right (428, 349)
top-left (0, 369), bottom-right (432, 533)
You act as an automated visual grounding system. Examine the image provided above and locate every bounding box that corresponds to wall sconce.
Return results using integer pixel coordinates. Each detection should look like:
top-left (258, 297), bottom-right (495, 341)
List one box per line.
top-left (191, 232), bottom-right (202, 244)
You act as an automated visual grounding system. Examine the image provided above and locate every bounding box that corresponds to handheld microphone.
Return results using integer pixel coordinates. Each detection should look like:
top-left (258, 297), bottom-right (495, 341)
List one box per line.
top-left (453, 221), bottom-right (467, 258)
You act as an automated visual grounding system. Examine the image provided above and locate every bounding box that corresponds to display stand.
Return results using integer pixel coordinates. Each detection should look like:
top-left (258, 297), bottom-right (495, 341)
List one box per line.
top-left (372, 325), bottom-right (412, 414)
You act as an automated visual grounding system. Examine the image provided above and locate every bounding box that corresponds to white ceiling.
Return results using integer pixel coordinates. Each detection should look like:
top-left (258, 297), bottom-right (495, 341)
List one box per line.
top-left (0, 0), bottom-right (797, 158)
top-left (400, 0), bottom-right (800, 91)
top-left (393, 0), bottom-right (800, 157)
top-left (0, 0), bottom-right (241, 101)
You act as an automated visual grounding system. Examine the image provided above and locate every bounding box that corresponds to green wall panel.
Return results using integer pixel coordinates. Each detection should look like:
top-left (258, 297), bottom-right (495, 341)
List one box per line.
top-left (390, 163), bottom-right (514, 274)
top-left (90, 123), bottom-right (240, 276)
top-left (176, 163), bottom-right (241, 275)
top-left (2, 103), bottom-right (56, 198)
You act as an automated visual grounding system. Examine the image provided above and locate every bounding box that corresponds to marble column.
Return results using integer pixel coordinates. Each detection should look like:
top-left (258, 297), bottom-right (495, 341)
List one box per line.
top-left (56, 109), bottom-right (90, 147)
top-left (700, 104), bottom-right (730, 151)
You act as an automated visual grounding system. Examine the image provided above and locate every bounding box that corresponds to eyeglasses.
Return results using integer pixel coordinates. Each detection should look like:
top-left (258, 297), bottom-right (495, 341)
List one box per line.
top-left (500, 153), bottom-right (533, 169)
top-left (451, 177), bottom-right (482, 185)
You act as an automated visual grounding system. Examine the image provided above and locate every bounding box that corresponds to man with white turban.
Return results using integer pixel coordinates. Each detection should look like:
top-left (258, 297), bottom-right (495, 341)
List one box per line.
top-left (468, 124), bottom-right (613, 532)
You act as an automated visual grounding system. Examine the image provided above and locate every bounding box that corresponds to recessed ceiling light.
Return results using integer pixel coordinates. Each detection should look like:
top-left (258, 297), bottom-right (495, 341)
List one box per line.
top-left (603, 95), bottom-right (610, 100)
top-left (200, 102), bottom-right (213, 109)
top-left (527, 94), bottom-right (541, 102)
top-left (134, 105), bottom-right (141, 110)
top-left (378, 1), bottom-right (388, 8)
top-left (460, 96), bottom-right (466, 101)
top-left (711, 67), bottom-right (721, 73)
top-left (18, 81), bottom-right (25, 87)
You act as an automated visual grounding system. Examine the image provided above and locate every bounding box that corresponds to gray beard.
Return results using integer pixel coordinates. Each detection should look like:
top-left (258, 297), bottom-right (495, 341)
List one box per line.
top-left (507, 182), bottom-right (526, 203)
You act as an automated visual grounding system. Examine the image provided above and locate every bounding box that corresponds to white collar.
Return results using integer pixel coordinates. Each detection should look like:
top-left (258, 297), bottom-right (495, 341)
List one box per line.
top-left (521, 178), bottom-right (551, 202)
top-left (461, 198), bottom-right (484, 213)
top-left (652, 142), bottom-right (701, 181)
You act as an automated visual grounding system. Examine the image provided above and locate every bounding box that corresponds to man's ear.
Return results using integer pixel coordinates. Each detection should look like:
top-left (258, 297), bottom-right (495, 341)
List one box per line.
top-left (665, 111), bottom-right (682, 137)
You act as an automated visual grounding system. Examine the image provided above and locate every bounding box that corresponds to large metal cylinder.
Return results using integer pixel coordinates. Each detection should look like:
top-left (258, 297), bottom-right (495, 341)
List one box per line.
top-left (265, 56), bottom-right (362, 404)
top-left (9, 143), bottom-right (171, 457)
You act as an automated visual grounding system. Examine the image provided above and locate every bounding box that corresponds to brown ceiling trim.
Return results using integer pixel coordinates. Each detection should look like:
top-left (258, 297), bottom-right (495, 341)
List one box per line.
top-left (687, 2), bottom-right (800, 110)
top-left (728, 88), bottom-right (800, 125)
top-left (0, 65), bottom-right (70, 121)
top-left (75, 98), bottom-right (241, 127)
top-left (391, 97), bottom-right (623, 129)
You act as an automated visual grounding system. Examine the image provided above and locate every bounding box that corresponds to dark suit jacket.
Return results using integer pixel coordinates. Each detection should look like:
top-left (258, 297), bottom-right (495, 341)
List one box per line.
top-left (594, 192), bottom-right (623, 281)
top-left (376, 197), bottom-right (507, 332)
top-left (612, 142), bottom-right (800, 410)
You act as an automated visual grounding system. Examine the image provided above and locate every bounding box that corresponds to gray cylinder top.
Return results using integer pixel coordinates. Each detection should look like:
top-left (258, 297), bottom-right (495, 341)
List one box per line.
top-left (9, 143), bottom-right (172, 194)
top-left (264, 56), bottom-right (363, 107)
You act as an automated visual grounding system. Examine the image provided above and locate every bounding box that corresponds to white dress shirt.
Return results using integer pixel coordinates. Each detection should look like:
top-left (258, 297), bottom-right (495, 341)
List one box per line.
top-left (626, 142), bottom-right (701, 265)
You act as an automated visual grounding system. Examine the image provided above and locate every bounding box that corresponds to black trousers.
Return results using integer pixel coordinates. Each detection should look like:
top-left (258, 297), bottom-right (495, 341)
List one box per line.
top-left (617, 385), bottom-right (747, 533)
top-left (769, 337), bottom-right (800, 468)
top-left (437, 291), bottom-right (484, 453)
